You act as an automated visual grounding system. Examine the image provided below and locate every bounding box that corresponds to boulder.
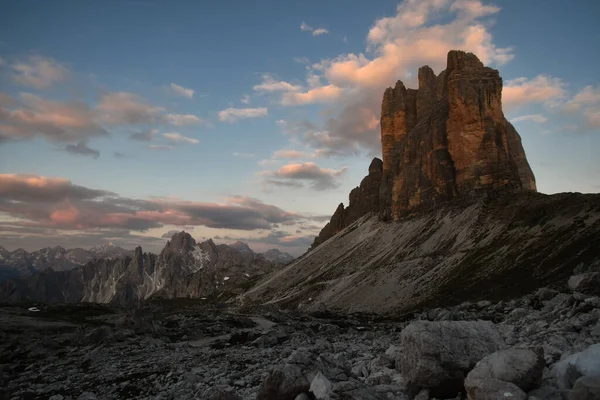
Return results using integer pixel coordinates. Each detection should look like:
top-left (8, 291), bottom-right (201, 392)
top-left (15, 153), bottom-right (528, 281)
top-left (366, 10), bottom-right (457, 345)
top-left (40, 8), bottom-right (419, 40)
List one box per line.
top-left (554, 344), bottom-right (600, 389)
top-left (528, 386), bottom-right (569, 400)
top-left (310, 372), bottom-right (333, 399)
top-left (568, 273), bottom-right (600, 295)
top-left (398, 320), bottom-right (505, 397)
top-left (464, 377), bottom-right (527, 400)
top-left (570, 376), bottom-right (600, 400)
top-left (257, 364), bottom-right (310, 400)
top-left (465, 347), bottom-right (545, 392)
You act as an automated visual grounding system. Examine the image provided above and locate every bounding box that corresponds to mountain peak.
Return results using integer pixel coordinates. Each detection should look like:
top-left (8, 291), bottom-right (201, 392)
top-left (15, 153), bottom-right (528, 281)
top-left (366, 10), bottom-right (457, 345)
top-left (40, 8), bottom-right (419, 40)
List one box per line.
top-left (166, 231), bottom-right (196, 253)
top-left (229, 241), bottom-right (254, 255)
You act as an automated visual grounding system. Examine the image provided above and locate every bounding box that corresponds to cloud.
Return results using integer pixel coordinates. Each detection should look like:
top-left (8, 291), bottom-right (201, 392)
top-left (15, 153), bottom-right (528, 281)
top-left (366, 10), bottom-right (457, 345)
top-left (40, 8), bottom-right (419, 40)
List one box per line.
top-left (163, 132), bottom-right (199, 144)
top-left (95, 92), bottom-right (165, 125)
top-left (10, 55), bottom-right (70, 89)
top-left (64, 141), bottom-right (100, 159)
top-left (262, 162), bottom-right (348, 190)
top-left (584, 106), bottom-right (600, 129)
top-left (258, 159), bottom-right (282, 167)
top-left (265, 0), bottom-right (517, 155)
top-left (147, 144), bottom-right (173, 150)
top-left (166, 113), bottom-right (206, 126)
top-left (253, 74), bottom-right (302, 92)
top-left (293, 57), bottom-right (310, 64)
top-left (312, 28), bottom-right (329, 36)
top-left (169, 83), bottom-right (195, 99)
top-left (241, 95), bottom-right (250, 104)
top-left (129, 128), bottom-right (159, 142)
top-left (0, 174), bottom-right (314, 235)
top-left (233, 152), bottom-right (255, 158)
top-left (503, 75), bottom-right (567, 109)
top-left (161, 229), bottom-right (180, 239)
top-left (564, 85), bottom-right (600, 112)
top-left (510, 114), bottom-right (548, 124)
top-left (281, 84), bottom-right (344, 105)
top-left (113, 152), bottom-right (127, 158)
top-left (272, 149), bottom-right (316, 159)
top-left (300, 22), bottom-right (329, 36)
top-left (0, 92), bottom-right (107, 143)
top-left (562, 85), bottom-right (600, 130)
top-left (0, 174), bottom-right (113, 202)
top-left (218, 107), bottom-right (268, 123)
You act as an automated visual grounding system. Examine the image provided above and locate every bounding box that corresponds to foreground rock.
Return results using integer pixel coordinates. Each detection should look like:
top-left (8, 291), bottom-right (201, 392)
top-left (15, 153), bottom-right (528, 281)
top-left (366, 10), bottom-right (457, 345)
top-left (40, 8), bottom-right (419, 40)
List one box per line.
top-left (398, 320), bottom-right (505, 397)
top-left (465, 348), bottom-right (545, 399)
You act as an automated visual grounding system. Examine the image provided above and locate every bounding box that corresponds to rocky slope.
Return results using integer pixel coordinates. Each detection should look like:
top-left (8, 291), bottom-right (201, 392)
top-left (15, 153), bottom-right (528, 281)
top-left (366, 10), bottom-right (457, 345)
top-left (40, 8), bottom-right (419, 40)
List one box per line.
top-left (2, 271), bottom-right (599, 400)
top-left (0, 232), bottom-right (277, 305)
top-left (0, 244), bottom-right (132, 281)
top-left (243, 192), bottom-right (600, 314)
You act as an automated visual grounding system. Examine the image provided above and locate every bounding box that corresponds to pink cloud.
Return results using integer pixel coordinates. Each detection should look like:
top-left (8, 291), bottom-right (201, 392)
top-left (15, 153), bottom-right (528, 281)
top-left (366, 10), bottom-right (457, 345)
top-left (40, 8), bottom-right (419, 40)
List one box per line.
top-left (503, 75), bottom-right (567, 109)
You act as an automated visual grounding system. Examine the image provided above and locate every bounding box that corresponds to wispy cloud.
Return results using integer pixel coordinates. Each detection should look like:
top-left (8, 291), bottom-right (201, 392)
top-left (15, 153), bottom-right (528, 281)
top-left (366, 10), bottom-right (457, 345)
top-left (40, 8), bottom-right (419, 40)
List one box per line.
top-left (510, 114), bottom-right (548, 124)
top-left (163, 132), bottom-right (199, 144)
top-left (261, 161), bottom-right (347, 190)
top-left (10, 55), bottom-right (70, 89)
top-left (253, 74), bottom-right (302, 92)
top-left (300, 22), bottom-right (329, 36)
top-left (503, 75), bottom-right (567, 109)
top-left (147, 144), bottom-right (173, 150)
top-left (218, 107), bottom-right (268, 123)
top-left (241, 94), bottom-right (251, 104)
top-left (169, 83), bottom-right (195, 99)
top-left (166, 113), bottom-right (206, 126)
top-left (233, 152), bottom-right (255, 158)
top-left (129, 129), bottom-right (159, 142)
top-left (64, 141), bottom-right (100, 159)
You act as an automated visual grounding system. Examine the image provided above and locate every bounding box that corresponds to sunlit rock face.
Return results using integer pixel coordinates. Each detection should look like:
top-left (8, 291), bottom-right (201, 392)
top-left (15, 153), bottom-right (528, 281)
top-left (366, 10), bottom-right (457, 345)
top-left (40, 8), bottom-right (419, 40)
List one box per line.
top-left (312, 50), bottom-right (537, 248)
top-left (380, 50), bottom-right (536, 220)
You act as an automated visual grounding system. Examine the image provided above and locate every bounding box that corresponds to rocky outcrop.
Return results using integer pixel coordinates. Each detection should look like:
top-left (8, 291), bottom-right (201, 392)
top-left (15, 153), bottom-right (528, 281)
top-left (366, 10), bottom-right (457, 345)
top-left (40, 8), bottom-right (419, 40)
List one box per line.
top-left (0, 232), bottom-right (277, 304)
top-left (380, 50), bottom-right (536, 220)
top-left (312, 50), bottom-right (536, 250)
top-left (309, 158), bottom-right (383, 250)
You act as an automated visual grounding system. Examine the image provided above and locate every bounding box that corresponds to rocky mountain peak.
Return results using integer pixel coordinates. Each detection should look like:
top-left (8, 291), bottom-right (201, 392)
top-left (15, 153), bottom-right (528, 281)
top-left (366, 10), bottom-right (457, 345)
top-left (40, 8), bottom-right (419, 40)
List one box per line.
top-left (165, 231), bottom-right (196, 254)
top-left (230, 241), bottom-right (254, 255)
top-left (311, 49), bottom-right (537, 249)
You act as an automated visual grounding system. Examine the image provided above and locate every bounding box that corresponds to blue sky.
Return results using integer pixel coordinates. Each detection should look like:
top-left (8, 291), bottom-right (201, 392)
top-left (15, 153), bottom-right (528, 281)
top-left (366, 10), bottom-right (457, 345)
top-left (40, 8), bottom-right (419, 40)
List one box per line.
top-left (1, 0), bottom-right (599, 255)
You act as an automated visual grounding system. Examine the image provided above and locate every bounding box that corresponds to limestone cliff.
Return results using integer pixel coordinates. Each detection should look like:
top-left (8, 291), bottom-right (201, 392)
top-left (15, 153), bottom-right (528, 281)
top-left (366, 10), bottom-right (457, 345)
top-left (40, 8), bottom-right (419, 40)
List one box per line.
top-left (309, 158), bottom-right (383, 250)
top-left (313, 50), bottom-right (537, 247)
top-left (381, 50), bottom-right (536, 220)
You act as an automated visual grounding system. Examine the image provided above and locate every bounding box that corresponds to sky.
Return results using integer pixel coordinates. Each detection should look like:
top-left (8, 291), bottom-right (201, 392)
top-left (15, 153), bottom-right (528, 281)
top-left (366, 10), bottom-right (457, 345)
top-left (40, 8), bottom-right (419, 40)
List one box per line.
top-left (1, 0), bottom-right (599, 256)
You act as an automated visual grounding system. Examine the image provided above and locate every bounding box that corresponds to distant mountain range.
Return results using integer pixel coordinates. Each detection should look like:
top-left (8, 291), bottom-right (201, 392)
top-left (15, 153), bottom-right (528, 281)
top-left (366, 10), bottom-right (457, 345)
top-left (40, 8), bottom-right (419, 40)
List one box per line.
top-left (0, 232), bottom-right (286, 304)
top-left (0, 244), bottom-right (132, 281)
top-left (0, 240), bottom-right (295, 284)
top-left (230, 241), bottom-right (295, 264)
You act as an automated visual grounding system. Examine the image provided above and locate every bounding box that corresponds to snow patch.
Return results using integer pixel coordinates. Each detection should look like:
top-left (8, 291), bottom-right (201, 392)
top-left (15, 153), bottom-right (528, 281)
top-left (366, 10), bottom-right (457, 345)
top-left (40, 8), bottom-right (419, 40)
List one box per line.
top-left (244, 273), bottom-right (250, 278)
top-left (224, 276), bottom-right (230, 281)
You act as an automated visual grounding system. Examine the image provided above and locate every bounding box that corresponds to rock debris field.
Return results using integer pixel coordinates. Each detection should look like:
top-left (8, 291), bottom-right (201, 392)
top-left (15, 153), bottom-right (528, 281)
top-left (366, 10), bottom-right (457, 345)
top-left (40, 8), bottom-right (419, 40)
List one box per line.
top-left (1, 272), bottom-right (600, 400)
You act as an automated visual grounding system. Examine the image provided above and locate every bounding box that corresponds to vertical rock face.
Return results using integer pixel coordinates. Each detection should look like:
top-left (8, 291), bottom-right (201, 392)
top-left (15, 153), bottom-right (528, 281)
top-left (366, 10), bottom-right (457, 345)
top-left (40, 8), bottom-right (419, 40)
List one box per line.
top-left (380, 50), bottom-right (536, 219)
top-left (311, 50), bottom-right (536, 249)
top-left (309, 158), bottom-right (383, 250)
